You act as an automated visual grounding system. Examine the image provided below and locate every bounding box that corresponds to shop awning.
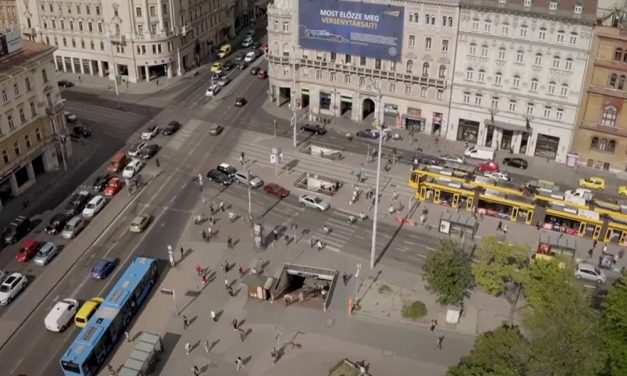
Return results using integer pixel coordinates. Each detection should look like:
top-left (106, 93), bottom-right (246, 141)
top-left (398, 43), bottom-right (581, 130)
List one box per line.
top-left (484, 119), bottom-right (531, 133)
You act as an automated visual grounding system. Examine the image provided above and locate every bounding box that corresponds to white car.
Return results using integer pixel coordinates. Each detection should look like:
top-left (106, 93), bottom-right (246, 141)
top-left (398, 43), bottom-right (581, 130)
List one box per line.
top-left (0, 272), bottom-right (27, 305)
top-left (128, 141), bottom-right (147, 157)
top-left (575, 263), bottom-right (607, 284)
top-left (298, 194), bottom-right (330, 211)
top-left (64, 111), bottom-right (77, 122)
top-left (123, 159), bottom-right (144, 179)
top-left (82, 195), bottom-right (106, 218)
top-left (484, 171), bottom-right (510, 181)
top-left (244, 51), bottom-right (257, 63)
top-left (141, 124), bottom-right (159, 140)
top-left (44, 298), bottom-right (79, 332)
top-left (217, 76), bottom-right (232, 87)
top-left (205, 84), bottom-right (220, 97)
top-left (241, 36), bottom-right (254, 48)
top-left (234, 170), bottom-right (263, 188)
top-left (440, 154), bottom-right (465, 164)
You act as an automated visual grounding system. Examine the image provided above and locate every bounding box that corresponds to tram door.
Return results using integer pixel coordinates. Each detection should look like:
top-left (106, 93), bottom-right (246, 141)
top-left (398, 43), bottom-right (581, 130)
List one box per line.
top-left (511, 207), bottom-right (519, 222)
top-left (526, 210), bottom-right (533, 224)
top-left (419, 187), bottom-right (427, 200)
top-left (452, 194), bottom-right (460, 208)
top-left (592, 225), bottom-right (602, 240)
top-left (620, 231), bottom-right (627, 246)
top-left (466, 198), bottom-right (474, 211)
top-left (434, 190), bottom-right (441, 203)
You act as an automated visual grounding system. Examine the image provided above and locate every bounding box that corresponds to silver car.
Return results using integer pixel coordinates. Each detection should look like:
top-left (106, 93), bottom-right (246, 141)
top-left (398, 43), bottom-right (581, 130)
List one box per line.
top-left (34, 242), bottom-right (59, 266)
top-left (298, 194), bottom-right (330, 211)
top-left (575, 263), bottom-right (607, 284)
top-left (234, 171), bottom-right (263, 188)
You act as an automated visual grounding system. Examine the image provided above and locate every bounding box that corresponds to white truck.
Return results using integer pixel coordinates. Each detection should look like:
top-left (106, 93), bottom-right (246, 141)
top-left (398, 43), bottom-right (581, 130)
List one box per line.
top-left (464, 146), bottom-right (495, 161)
top-left (565, 189), bottom-right (593, 206)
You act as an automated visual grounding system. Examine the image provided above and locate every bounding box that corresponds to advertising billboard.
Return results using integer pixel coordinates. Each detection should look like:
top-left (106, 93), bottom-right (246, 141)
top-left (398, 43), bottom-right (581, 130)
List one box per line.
top-left (0, 31), bottom-right (23, 56)
top-left (298, 0), bottom-right (404, 61)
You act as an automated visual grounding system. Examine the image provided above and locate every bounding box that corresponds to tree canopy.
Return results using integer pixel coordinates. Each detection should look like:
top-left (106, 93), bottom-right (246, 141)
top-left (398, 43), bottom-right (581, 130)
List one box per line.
top-left (472, 237), bottom-right (530, 296)
top-left (422, 239), bottom-right (473, 308)
top-left (602, 272), bottom-right (627, 375)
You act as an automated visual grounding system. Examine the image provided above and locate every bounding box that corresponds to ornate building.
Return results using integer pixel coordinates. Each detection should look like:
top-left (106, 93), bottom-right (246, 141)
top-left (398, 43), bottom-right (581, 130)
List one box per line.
top-left (0, 0), bottom-right (18, 30)
top-left (446, 0), bottom-right (597, 163)
top-left (572, 25), bottom-right (627, 173)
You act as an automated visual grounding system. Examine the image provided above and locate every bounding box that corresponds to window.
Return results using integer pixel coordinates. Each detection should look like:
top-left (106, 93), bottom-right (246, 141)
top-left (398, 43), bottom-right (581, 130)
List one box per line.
top-left (344, 74), bottom-right (351, 84)
top-left (19, 108), bottom-right (25, 122)
top-left (610, 73), bottom-right (618, 87)
top-left (390, 62), bottom-right (396, 71)
top-left (431, 16), bottom-right (436, 25)
top-left (495, 72), bottom-right (503, 85)
top-left (560, 84), bottom-right (569, 96)
top-left (69, 21), bottom-right (73, 31)
top-left (463, 92), bottom-right (471, 104)
top-left (25, 78), bottom-right (31, 91)
top-left (502, 23), bottom-right (509, 35)
top-left (88, 22), bottom-right (92, 32)
top-left (8, 115), bottom-right (14, 130)
top-left (484, 20), bottom-right (492, 32)
top-left (409, 13), bottom-right (417, 22)
top-left (406, 60), bottom-right (413, 73)
top-left (13, 83), bottom-right (19, 95)
top-left (442, 16), bottom-right (447, 26)
top-left (520, 25), bottom-right (528, 38)
top-left (472, 19), bottom-right (479, 31)
top-left (498, 48), bottom-right (505, 60)
top-left (516, 50), bottom-right (524, 63)
top-left (550, 1), bottom-right (558, 10)
top-left (360, 56), bottom-right (366, 66)
top-left (601, 106), bottom-right (617, 127)
top-left (478, 69), bottom-right (485, 82)
top-left (422, 62), bottom-right (430, 77)
top-left (615, 48), bottom-right (623, 61)
top-left (345, 54), bottom-right (351, 63)
top-left (421, 86), bottom-right (427, 97)
top-left (475, 94), bottom-right (482, 106)
top-left (535, 53), bottom-right (543, 66)
top-left (375, 59), bottom-right (381, 69)
top-left (557, 30), bottom-right (565, 43)
top-left (527, 103), bottom-right (535, 115)
top-left (150, 5), bottom-right (156, 16)
top-left (619, 75), bottom-right (626, 90)
top-left (466, 68), bottom-right (474, 80)
top-left (315, 70), bottom-right (322, 79)
top-left (448, 17), bottom-right (453, 27)
top-left (409, 35), bottom-right (415, 47)
top-left (543, 106), bottom-right (552, 118)
top-left (98, 23), bottom-right (103, 33)
top-left (513, 75), bottom-right (520, 88)
top-left (438, 65), bottom-right (446, 78)
top-left (492, 96), bottom-right (499, 109)
top-left (569, 32), bottom-right (577, 45)
top-left (96, 6), bottom-right (100, 15)
top-left (425, 14), bottom-right (430, 24)
top-left (36, 128), bottom-right (41, 141)
top-left (437, 90), bottom-right (444, 100)
top-left (13, 142), bottom-right (20, 156)
top-left (564, 58), bottom-right (573, 71)
top-left (30, 102), bottom-right (36, 117)
top-left (136, 7), bottom-right (142, 17)
top-left (442, 40), bottom-right (449, 52)
top-left (86, 5), bottom-right (90, 15)
top-left (469, 43), bottom-right (476, 55)
top-left (552, 56), bottom-right (560, 68)
top-left (575, 5), bottom-right (583, 14)
top-left (25, 135), bottom-right (31, 148)
top-left (538, 28), bottom-right (546, 40)
top-left (2, 150), bottom-right (8, 163)
top-left (556, 108), bottom-right (564, 121)
top-left (509, 100), bottom-right (517, 112)
top-left (425, 37), bottom-right (432, 49)
top-left (1, 90), bottom-right (6, 103)
top-left (330, 52), bottom-right (336, 61)
top-left (405, 85), bottom-right (412, 95)
top-left (548, 82), bottom-right (556, 94)
top-left (481, 45), bottom-right (488, 57)
top-left (330, 72), bottom-right (336, 82)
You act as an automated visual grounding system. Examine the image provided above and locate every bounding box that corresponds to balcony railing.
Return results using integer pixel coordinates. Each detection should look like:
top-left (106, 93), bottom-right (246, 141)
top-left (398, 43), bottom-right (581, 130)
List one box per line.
top-left (580, 120), bottom-right (627, 137)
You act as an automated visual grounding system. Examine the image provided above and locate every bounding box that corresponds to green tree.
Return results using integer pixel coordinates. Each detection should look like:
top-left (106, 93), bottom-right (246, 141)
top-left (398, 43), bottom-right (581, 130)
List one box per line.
top-left (447, 325), bottom-right (531, 376)
top-left (422, 239), bottom-right (473, 308)
top-left (472, 237), bottom-right (530, 296)
top-left (602, 273), bottom-right (627, 375)
top-left (518, 256), bottom-right (575, 310)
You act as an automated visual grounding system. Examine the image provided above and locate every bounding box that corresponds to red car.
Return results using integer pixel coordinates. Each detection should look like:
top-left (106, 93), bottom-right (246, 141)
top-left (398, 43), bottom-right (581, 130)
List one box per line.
top-left (103, 177), bottom-right (123, 196)
top-left (477, 160), bottom-right (499, 172)
top-left (15, 239), bottom-right (40, 262)
top-left (257, 70), bottom-right (268, 79)
top-left (263, 183), bottom-right (290, 198)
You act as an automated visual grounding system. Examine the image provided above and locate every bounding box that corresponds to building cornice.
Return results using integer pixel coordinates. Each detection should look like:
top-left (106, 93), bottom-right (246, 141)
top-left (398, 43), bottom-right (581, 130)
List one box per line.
top-left (459, 3), bottom-right (597, 26)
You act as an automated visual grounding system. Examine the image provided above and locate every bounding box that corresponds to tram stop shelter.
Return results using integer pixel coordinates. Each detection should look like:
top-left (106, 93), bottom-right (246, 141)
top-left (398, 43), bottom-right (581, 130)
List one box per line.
top-left (537, 232), bottom-right (577, 257)
top-left (439, 211), bottom-right (479, 239)
top-left (118, 332), bottom-right (163, 376)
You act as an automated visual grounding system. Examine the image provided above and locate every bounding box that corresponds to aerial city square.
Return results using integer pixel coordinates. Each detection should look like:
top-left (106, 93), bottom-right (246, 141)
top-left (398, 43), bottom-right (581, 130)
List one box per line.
top-left (0, 0), bottom-right (626, 375)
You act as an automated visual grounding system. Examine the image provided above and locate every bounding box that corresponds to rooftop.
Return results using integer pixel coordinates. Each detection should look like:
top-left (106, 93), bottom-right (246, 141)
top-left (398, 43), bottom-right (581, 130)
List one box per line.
top-left (0, 40), bottom-right (55, 76)
top-left (460, 0), bottom-right (598, 23)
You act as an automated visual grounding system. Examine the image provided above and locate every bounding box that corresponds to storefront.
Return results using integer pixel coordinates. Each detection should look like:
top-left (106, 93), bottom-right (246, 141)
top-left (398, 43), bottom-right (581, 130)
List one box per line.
top-left (403, 107), bottom-right (426, 132)
top-left (534, 134), bottom-right (560, 159)
top-left (319, 92), bottom-right (331, 110)
top-left (457, 119), bottom-right (479, 143)
top-left (384, 103), bottom-right (401, 128)
top-left (340, 95), bottom-right (352, 116)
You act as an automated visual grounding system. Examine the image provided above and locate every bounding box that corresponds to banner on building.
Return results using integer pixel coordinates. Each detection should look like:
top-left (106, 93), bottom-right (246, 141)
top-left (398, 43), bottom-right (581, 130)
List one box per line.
top-left (298, 0), bottom-right (404, 61)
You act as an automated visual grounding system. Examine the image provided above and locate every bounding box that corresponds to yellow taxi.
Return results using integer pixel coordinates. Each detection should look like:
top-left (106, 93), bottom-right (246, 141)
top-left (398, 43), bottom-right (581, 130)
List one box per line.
top-left (619, 185), bottom-right (627, 196)
top-left (210, 62), bottom-right (224, 73)
top-left (578, 177), bottom-right (605, 190)
top-left (74, 297), bottom-right (103, 328)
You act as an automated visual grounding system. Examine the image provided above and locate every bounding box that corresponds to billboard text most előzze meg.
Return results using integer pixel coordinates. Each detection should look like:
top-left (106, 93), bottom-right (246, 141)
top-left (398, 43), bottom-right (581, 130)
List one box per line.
top-left (298, 0), bottom-right (404, 61)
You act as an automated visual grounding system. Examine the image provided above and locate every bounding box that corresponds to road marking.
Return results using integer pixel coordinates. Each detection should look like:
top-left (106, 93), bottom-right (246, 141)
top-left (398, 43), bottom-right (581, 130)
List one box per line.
top-left (425, 246), bottom-right (436, 251)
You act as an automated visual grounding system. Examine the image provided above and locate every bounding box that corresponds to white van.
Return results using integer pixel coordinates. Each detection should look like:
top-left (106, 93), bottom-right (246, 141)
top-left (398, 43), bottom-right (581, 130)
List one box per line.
top-left (45, 298), bottom-right (79, 332)
top-left (464, 146), bottom-right (494, 160)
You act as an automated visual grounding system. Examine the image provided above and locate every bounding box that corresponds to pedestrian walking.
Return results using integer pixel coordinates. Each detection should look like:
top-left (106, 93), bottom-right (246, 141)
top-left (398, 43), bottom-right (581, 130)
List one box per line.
top-left (232, 319), bottom-right (239, 330)
top-left (496, 221), bottom-right (503, 232)
top-left (271, 347), bottom-right (278, 364)
top-left (309, 237), bottom-right (315, 248)
top-left (182, 315), bottom-right (189, 329)
top-left (191, 365), bottom-right (200, 376)
top-left (342, 273), bottom-right (349, 286)
top-left (225, 278), bottom-right (230, 288)
top-left (180, 247), bottom-right (184, 260)
top-left (209, 202), bottom-right (214, 215)
top-left (195, 264), bottom-right (202, 276)
top-left (603, 244), bottom-right (608, 254)
top-left (273, 228), bottom-right (279, 242)
top-left (124, 331), bottom-right (131, 343)
top-left (238, 264), bottom-right (244, 276)
top-left (185, 342), bottom-right (191, 355)
top-left (227, 236), bottom-right (233, 249)
top-left (299, 291), bottom-right (305, 302)
top-left (238, 327), bottom-right (246, 342)
top-left (502, 225), bottom-right (508, 236)
top-left (588, 248), bottom-right (594, 258)
top-left (210, 310), bottom-right (217, 322)
top-left (227, 286), bottom-right (234, 296)
top-left (593, 239), bottom-right (598, 248)
top-left (435, 336), bottom-right (444, 350)
top-left (168, 250), bottom-right (175, 266)
top-left (220, 201), bottom-right (225, 212)
top-left (430, 319), bottom-right (438, 332)
top-left (223, 260), bottom-right (230, 272)
top-left (203, 340), bottom-right (210, 353)
top-left (235, 356), bottom-right (244, 371)
top-left (208, 214), bottom-right (215, 225)
top-left (316, 239), bottom-right (324, 251)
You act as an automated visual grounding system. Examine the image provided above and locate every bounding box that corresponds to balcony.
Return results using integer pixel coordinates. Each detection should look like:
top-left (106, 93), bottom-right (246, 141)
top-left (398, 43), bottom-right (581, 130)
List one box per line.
top-left (580, 120), bottom-right (627, 137)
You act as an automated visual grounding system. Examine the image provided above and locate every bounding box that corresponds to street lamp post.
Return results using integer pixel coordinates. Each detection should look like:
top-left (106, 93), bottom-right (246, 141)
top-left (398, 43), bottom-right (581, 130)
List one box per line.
top-left (367, 82), bottom-right (384, 270)
top-left (48, 99), bottom-right (68, 173)
top-left (290, 48), bottom-right (299, 148)
top-left (106, 28), bottom-right (122, 110)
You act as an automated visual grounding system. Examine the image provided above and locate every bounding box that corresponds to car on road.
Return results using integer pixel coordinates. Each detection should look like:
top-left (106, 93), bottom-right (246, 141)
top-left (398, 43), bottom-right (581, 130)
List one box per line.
top-left (300, 123), bottom-right (327, 135)
top-left (263, 183), bottom-right (290, 198)
top-left (575, 263), bottom-right (606, 284)
top-left (251, 41), bottom-right (260, 50)
top-left (206, 169), bottom-right (232, 186)
top-left (355, 129), bottom-right (379, 139)
top-left (57, 80), bottom-right (74, 87)
top-left (162, 120), bottom-right (181, 135)
top-left (205, 84), bottom-right (220, 97)
top-left (61, 216), bottom-right (86, 239)
top-left (138, 144), bottom-right (159, 160)
top-left (64, 191), bottom-right (91, 217)
top-left (44, 213), bottom-right (67, 235)
top-left (129, 214), bottom-right (153, 233)
top-left (209, 124), bottom-right (224, 135)
top-left (235, 97), bottom-right (247, 107)
top-left (0, 272), bottom-right (27, 305)
top-left (412, 154), bottom-right (440, 166)
top-left (74, 297), bottom-right (103, 327)
top-left (82, 195), bottom-right (106, 218)
top-left (92, 173), bottom-right (112, 192)
top-left (91, 259), bottom-right (117, 279)
top-left (123, 159), bottom-right (144, 179)
top-left (128, 141), bottom-right (147, 157)
top-left (502, 157), bottom-right (528, 169)
top-left (579, 177), bottom-right (605, 190)
top-left (34, 242), bottom-right (59, 266)
top-left (257, 69), bottom-right (268, 79)
top-left (15, 239), bottom-right (41, 263)
top-left (222, 61), bottom-right (235, 71)
top-left (484, 171), bottom-right (510, 181)
top-left (44, 298), bottom-right (79, 332)
top-left (244, 51), bottom-right (257, 62)
top-left (234, 170), bottom-right (263, 188)
top-left (103, 177), bottom-right (124, 196)
top-left (217, 76), bottom-right (232, 87)
top-left (250, 66), bottom-right (260, 75)
top-left (210, 62), bottom-right (224, 73)
top-left (210, 72), bottom-right (222, 81)
top-left (477, 160), bottom-right (499, 172)
top-left (241, 36), bottom-right (254, 48)
top-left (3, 216), bottom-right (31, 245)
top-left (234, 52), bottom-right (245, 62)
top-left (298, 194), bottom-right (330, 211)
top-left (64, 111), bottom-right (77, 122)
top-left (440, 154), bottom-right (465, 164)
top-left (619, 185), bottom-right (627, 196)
top-left (72, 125), bottom-right (92, 138)
top-left (217, 163), bottom-right (237, 177)
top-left (237, 61), bottom-right (249, 70)
top-left (141, 124), bottom-right (159, 140)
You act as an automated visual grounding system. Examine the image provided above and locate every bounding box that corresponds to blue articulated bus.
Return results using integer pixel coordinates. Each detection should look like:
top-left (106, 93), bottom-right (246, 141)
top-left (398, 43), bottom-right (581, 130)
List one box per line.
top-left (60, 256), bottom-right (158, 376)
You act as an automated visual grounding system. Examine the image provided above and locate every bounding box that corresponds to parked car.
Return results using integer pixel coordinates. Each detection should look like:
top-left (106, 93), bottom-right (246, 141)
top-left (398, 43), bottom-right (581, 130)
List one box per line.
top-left (209, 124), bottom-right (224, 135)
top-left (502, 157), bottom-right (528, 169)
top-left (138, 144), bottom-right (159, 160)
top-left (356, 129), bottom-right (379, 139)
top-left (0, 272), bottom-right (27, 305)
top-left (128, 142), bottom-right (147, 157)
top-left (300, 123), bottom-right (327, 135)
top-left (122, 159), bottom-right (144, 179)
top-left (241, 36), bottom-right (254, 48)
top-left (92, 174), bottom-right (111, 192)
top-left (250, 67), bottom-right (260, 75)
top-left (64, 191), bottom-right (91, 217)
top-left (141, 124), bottom-right (159, 140)
top-left (210, 72), bottom-right (222, 81)
top-left (233, 52), bottom-right (245, 62)
top-left (257, 70), bottom-right (268, 79)
top-left (15, 239), bottom-right (41, 263)
top-left (44, 213), bottom-right (67, 235)
top-left (237, 62), bottom-right (249, 70)
top-left (484, 171), bottom-right (510, 181)
top-left (44, 298), bottom-right (79, 332)
top-left (412, 154), bottom-right (440, 166)
top-left (91, 259), bottom-right (117, 279)
top-left (244, 51), bottom-right (257, 62)
top-left (263, 183), bottom-right (290, 198)
top-left (57, 80), bottom-right (74, 87)
top-left (217, 76), bottom-right (232, 87)
top-left (477, 160), bottom-right (500, 172)
top-left (103, 177), bottom-right (124, 196)
top-left (619, 185), bottom-right (627, 196)
top-left (234, 97), bottom-right (247, 107)
top-left (64, 111), bottom-right (77, 122)
top-left (129, 214), bottom-right (153, 233)
top-left (578, 177), bottom-right (605, 190)
top-left (210, 62), bottom-right (224, 73)
top-left (440, 154), bottom-right (465, 164)
top-left (61, 216), bottom-right (86, 239)
top-left (205, 84), bottom-right (220, 97)
top-left (34, 242), bottom-right (59, 266)
top-left (298, 194), bottom-right (330, 211)
top-left (575, 263), bottom-right (607, 284)
top-left (72, 125), bottom-right (92, 138)
top-left (82, 195), bottom-right (106, 219)
top-left (222, 61), bottom-right (235, 71)
top-left (3, 216), bottom-right (31, 245)
top-left (206, 169), bottom-right (232, 186)
top-left (162, 121), bottom-right (181, 135)
top-left (234, 170), bottom-right (263, 188)
top-left (217, 163), bottom-right (237, 177)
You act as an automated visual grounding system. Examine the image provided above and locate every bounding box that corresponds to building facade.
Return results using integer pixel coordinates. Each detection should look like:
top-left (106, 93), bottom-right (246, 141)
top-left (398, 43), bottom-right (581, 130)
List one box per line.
top-left (15, 0), bottom-right (238, 83)
top-left (0, 0), bottom-right (18, 30)
top-left (447, 0), bottom-right (597, 163)
top-left (267, 0), bottom-right (459, 135)
top-left (0, 39), bottom-right (69, 208)
top-left (572, 25), bottom-right (627, 173)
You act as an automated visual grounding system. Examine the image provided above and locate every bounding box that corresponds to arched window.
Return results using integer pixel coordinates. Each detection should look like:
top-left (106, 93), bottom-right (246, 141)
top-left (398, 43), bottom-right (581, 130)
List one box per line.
top-left (406, 60), bottom-right (413, 73)
top-left (608, 140), bottom-right (616, 152)
top-left (599, 139), bottom-right (607, 151)
top-left (560, 84), bottom-right (569, 96)
top-left (466, 68), bottom-right (474, 80)
top-left (13, 142), bottom-right (20, 156)
top-left (552, 56), bottom-right (561, 68)
top-left (442, 16), bottom-right (447, 26)
top-left (590, 137), bottom-right (599, 149)
top-left (24, 135), bottom-right (31, 148)
top-left (1, 150), bottom-right (7, 164)
top-left (609, 73), bottom-right (618, 87)
top-left (619, 75), bottom-right (626, 90)
top-left (535, 53), bottom-right (543, 65)
top-left (448, 17), bottom-right (453, 27)
top-left (414, 13), bottom-right (419, 22)
top-left (438, 64), bottom-right (446, 78)
top-left (469, 43), bottom-right (476, 55)
top-left (614, 48), bottom-right (621, 61)
top-left (494, 72), bottom-right (503, 85)
top-left (548, 81), bottom-right (556, 94)
top-left (601, 106), bottom-right (617, 127)
top-left (422, 62), bottom-right (430, 77)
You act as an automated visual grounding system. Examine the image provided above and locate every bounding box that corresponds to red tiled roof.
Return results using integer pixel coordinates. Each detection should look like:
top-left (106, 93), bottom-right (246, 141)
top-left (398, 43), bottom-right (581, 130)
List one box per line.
top-left (0, 40), bottom-right (55, 74)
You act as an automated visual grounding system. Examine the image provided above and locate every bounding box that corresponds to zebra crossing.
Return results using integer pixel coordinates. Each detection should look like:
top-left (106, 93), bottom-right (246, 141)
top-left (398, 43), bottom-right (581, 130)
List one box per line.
top-left (165, 118), bottom-right (205, 151)
top-left (64, 101), bottom-right (149, 132)
top-left (310, 212), bottom-right (359, 253)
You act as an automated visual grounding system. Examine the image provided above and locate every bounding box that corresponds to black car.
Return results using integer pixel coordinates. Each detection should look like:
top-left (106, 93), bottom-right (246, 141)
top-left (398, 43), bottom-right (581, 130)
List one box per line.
top-left (223, 61), bottom-right (235, 71)
top-left (300, 123), bottom-right (327, 135)
top-left (162, 121), bottom-right (181, 135)
top-left (73, 125), bottom-right (92, 138)
top-left (235, 97), bottom-right (247, 107)
top-left (92, 174), bottom-right (112, 192)
top-left (206, 169), bottom-right (232, 186)
top-left (3, 216), bottom-right (31, 245)
top-left (237, 62), bottom-right (248, 70)
top-left (503, 157), bottom-right (528, 169)
top-left (250, 67), bottom-right (260, 75)
top-left (64, 191), bottom-right (91, 217)
top-left (412, 154), bottom-right (440, 166)
top-left (138, 144), bottom-right (159, 159)
top-left (234, 53), bottom-right (245, 62)
top-left (44, 213), bottom-right (67, 235)
top-left (217, 163), bottom-right (237, 177)
top-left (57, 80), bottom-right (74, 87)
top-left (251, 41), bottom-right (260, 50)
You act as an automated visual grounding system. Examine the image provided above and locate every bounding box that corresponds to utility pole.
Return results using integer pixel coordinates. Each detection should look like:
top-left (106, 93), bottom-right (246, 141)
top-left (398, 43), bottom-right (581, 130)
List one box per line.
top-left (291, 47), bottom-right (299, 148)
top-left (106, 27), bottom-right (122, 110)
top-left (370, 128), bottom-right (385, 270)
